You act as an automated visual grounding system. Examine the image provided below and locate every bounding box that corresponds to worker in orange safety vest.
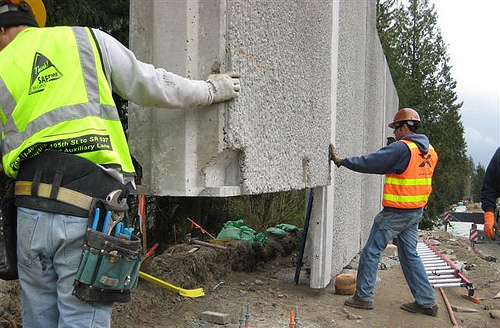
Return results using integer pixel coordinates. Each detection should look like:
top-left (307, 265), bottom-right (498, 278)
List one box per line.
top-left (330, 108), bottom-right (439, 316)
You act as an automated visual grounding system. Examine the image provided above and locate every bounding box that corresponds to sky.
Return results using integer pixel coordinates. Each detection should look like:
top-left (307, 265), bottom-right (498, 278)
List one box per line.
top-left (431, 0), bottom-right (500, 166)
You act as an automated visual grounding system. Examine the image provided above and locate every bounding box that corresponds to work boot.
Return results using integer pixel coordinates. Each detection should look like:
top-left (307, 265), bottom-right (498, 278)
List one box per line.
top-left (344, 296), bottom-right (374, 310)
top-left (401, 302), bottom-right (438, 316)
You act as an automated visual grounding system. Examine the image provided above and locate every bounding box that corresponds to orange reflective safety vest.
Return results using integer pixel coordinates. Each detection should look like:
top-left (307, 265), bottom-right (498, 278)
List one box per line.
top-left (382, 139), bottom-right (438, 209)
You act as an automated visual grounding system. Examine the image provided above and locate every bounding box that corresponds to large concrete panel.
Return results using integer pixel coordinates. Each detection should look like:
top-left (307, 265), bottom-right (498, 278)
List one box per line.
top-left (361, 0), bottom-right (385, 243)
top-left (313, 0), bottom-right (399, 285)
top-left (129, 0), bottom-right (332, 196)
top-left (330, 0), bottom-right (367, 276)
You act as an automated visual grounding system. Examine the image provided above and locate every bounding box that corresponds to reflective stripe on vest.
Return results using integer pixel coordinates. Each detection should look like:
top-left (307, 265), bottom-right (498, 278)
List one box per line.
top-left (0, 27), bottom-right (135, 178)
top-left (382, 140), bottom-right (438, 209)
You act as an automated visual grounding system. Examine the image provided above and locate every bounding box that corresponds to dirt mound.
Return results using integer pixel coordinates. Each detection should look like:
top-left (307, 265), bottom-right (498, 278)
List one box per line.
top-left (0, 281), bottom-right (21, 328)
top-left (2, 230), bottom-right (500, 328)
top-left (142, 233), bottom-right (301, 289)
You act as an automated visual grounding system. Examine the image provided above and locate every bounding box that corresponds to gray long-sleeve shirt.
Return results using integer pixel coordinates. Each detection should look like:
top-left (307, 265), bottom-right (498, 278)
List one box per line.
top-left (91, 29), bottom-right (215, 185)
top-left (92, 28), bottom-right (212, 109)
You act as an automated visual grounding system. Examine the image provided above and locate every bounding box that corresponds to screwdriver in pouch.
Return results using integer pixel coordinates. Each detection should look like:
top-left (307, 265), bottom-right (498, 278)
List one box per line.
top-left (91, 208), bottom-right (100, 230)
top-left (101, 211), bottom-right (112, 233)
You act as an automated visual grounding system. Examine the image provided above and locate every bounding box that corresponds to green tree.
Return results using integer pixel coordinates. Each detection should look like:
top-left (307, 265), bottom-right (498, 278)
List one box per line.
top-left (377, 0), bottom-right (468, 226)
top-left (45, 0), bottom-right (129, 45)
top-left (472, 162), bottom-right (486, 203)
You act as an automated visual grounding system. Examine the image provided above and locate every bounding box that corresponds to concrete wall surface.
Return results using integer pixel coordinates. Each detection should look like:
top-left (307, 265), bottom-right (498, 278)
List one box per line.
top-left (128, 0), bottom-right (398, 288)
top-left (129, 0), bottom-right (332, 196)
top-left (310, 0), bottom-right (399, 287)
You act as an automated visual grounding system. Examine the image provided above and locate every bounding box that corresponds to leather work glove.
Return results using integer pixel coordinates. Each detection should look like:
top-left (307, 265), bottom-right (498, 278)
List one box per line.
top-left (206, 71), bottom-right (241, 104)
top-left (483, 211), bottom-right (497, 240)
top-left (329, 144), bottom-right (343, 167)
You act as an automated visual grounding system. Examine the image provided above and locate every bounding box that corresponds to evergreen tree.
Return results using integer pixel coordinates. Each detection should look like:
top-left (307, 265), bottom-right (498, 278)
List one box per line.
top-left (45, 0), bottom-right (129, 45)
top-left (377, 0), bottom-right (468, 225)
top-left (472, 162), bottom-right (486, 203)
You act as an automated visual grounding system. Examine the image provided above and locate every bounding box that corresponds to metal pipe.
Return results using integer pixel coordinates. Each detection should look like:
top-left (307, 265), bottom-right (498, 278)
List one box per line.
top-left (424, 265), bottom-right (451, 270)
top-left (429, 278), bottom-right (462, 284)
top-left (428, 274), bottom-right (456, 279)
top-left (426, 269), bottom-right (456, 275)
top-left (432, 283), bottom-right (466, 288)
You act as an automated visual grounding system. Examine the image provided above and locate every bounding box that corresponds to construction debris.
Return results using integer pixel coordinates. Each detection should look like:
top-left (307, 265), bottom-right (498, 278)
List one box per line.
top-left (238, 304), bottom-right (250, 328)
top-left (201, 311), bottom-right (230, 325)
top-left (210, 280), bottom-right (225, 292)
top-left (490, 310), bottom-right (500, 320)
top-left (451, 305), bottom-right (479, 313)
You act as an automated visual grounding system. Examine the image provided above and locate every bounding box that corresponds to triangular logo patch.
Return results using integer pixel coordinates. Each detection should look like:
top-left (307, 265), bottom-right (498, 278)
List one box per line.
top-left (28, 52), bottom-right (63, 95)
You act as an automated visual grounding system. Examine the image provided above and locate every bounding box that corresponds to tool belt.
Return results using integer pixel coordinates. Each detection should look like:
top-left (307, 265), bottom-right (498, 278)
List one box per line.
top-left (15, 151), bottom-right (130, 218)
top-left (73, 204), bottom-right (143, 303)
top-left (7, 151), bottom-right (143, 302)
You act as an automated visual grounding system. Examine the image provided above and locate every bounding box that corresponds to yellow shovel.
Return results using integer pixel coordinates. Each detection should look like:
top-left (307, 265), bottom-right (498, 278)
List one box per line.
top-left (138, 271), bottom-right (205, 298)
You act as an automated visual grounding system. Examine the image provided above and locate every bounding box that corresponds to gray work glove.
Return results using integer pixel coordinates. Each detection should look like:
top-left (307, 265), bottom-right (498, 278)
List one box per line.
top-left (206, 71), bottom-right (241, 104)
top-left (329, 144), bottom-right (343, 167)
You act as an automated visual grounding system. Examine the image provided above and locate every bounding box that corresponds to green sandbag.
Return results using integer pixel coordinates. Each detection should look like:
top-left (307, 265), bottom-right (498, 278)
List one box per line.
top-left (266, 227), bottom-right (287, 238)
top-left (251, 232), bottom-right (268, 245)
top-left (240, 225), bottom-right (256, 234)
top-left (216, 226), bottom-right (241, 240)
top-left (239, 226), bottom-right (256, 242)
top-left (275, 224), bottom-right (298, 232)
top-left (222, 219), bottom-right (244, 228)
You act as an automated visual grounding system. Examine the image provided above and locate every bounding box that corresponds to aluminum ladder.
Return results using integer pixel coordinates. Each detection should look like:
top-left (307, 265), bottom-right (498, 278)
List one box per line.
top-left (417, 240), bottom-right (475, 296)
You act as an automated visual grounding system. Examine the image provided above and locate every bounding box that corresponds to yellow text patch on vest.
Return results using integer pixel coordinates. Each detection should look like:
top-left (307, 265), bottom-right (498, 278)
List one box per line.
top-left (29, 52), bottom-right (63, 95)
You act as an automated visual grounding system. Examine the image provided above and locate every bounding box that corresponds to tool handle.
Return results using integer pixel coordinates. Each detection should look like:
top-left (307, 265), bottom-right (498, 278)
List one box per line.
top-left (114, 222), bottom-right (124, 237)
top-left (91, 208), bottom-right (100, 230)
top-left (123, 227), bottom-right (133, 239)
top-left (101, 211), bottom-right (111, 233)
top-left (145, 243), bottom-right (159, 258)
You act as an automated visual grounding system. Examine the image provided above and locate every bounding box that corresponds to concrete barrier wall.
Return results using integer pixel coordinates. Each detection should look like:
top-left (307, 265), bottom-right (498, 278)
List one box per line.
top-left (327, 0), bottom-right (399, 279)
top-left (361, 1), bottom-right (386, 243)
top-left (331, 0), bottom-right (367, 272)
top-left (128, 0), bottom-right (399, 286)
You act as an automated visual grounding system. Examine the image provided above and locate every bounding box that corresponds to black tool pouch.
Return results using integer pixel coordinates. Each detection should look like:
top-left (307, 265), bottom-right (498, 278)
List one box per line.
top-left (0, 176), bottom-right (18, 281)
top-left (73, 202), bottom-right (143, 303)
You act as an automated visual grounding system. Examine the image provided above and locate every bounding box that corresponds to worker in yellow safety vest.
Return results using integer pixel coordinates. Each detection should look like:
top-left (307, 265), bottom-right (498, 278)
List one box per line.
top-left (0, 1), bottom-right (241, 327)
top-left (330, 108), bottom-right (439, 316)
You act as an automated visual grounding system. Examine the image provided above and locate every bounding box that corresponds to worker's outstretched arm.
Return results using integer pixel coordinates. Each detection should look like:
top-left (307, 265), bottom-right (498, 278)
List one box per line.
top-left (92, 29), bottom-right (240, 108)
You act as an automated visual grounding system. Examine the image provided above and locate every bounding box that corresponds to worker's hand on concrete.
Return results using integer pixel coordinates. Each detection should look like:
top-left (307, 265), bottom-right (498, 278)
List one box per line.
top-left (329, 144), bottom-right (343, 167)
top-left (206, 72), bottom-right (241, 104)
top-left (483, 211), bottom-right (496, 240)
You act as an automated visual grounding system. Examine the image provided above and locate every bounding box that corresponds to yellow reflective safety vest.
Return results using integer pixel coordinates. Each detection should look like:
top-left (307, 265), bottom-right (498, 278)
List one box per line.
top-left (382, 139), bottom-right (438, 209)
top-left (0, 27), bottom-right (135, 178)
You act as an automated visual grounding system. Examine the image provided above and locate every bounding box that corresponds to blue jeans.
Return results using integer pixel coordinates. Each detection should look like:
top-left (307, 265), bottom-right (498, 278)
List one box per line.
top-left (17, 207), bottom-right (113, 328)
top-left (354, 208), bottom-right (436, 307)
